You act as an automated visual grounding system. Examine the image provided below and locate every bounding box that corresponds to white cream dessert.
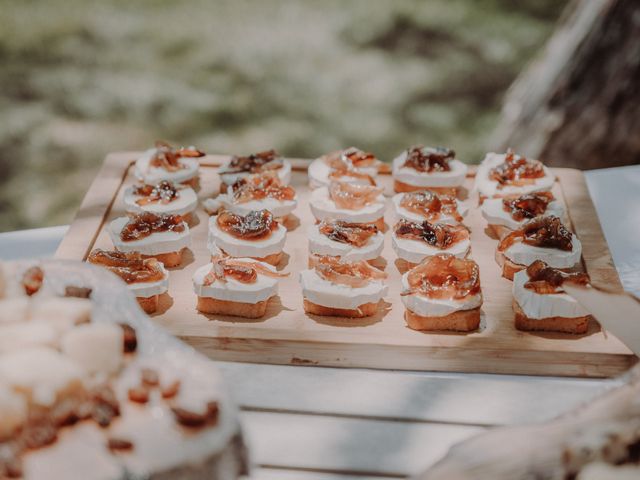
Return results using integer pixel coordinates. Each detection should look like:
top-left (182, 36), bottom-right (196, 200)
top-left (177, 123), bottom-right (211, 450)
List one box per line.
top-left (481, 191), bottom-right (565, 232)
top-left (0, 260), bottom-right (246, 480)
top-left (496, 216), bottom-right (582, 280)
top-left (208, 210), bottom-right (286, 266)
top-left (392, 146), bottom-right (468, 193)
top-left (87, 249), bottom-right (169, 314)
top-left (300, 256), bottom-right (387, 318)
top-left (134, 141), bottom-right (204, 186)
top-left (123, 181), bottom-right (198, 220)
top-left (308, 220), bottom-right (384, 263)
top-left (218, 149), bottom-right (291, 191)
top-left (217, 171), bottom-right (297, 219)
top-left (475, 150), bottom-right (555, 201)
top-left (108, 213), bottom-right (191, 268)
top-left (392, 219), bottom-right (471, 266)
top-left (512, 260), bottom-right (591, 333)
top-left (401, 254), bottom-right (482, 332)
top-left (309, 182), bottom-right (386, 229)
top-left (193, 256), bottom-right (287, 318)
top-left (308, 147), bottom-right (382, 189)
top-left (392, 191), bottom-right (468, 225)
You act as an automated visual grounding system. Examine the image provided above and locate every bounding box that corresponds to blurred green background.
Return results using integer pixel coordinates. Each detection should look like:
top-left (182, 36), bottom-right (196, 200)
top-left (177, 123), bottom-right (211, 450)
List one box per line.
top-left (0, 0), bottom-right (565, 231)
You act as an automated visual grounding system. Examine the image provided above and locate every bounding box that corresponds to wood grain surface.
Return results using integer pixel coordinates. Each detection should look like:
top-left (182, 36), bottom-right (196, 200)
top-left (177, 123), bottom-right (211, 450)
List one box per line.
top-left (55, 152), bottom-right (634, 377)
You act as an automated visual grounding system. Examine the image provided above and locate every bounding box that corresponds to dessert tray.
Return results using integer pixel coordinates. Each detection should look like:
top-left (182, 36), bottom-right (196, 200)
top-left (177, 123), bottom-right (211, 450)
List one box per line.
top-left (0, 259), bottom-right (246, 479)
top-left (55, 153), bottom-right (634, 378)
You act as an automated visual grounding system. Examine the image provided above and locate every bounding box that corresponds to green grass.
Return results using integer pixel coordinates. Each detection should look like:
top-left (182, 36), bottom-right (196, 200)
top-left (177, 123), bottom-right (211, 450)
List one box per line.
top-left (0, 0), bottom-right (565, 230)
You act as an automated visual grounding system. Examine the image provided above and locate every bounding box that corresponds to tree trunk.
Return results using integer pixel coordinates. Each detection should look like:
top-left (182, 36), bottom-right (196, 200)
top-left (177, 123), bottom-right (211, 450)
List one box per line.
top-left (490, 0), bottom-right (640, 169)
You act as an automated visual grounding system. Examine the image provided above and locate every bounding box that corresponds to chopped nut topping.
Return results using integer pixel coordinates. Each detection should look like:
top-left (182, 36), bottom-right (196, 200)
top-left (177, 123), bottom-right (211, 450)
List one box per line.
top-left (22, 266), bottom-right (44, 296)
top-left (119, 323), bottom-right (138, 353)
top-left (171, 401), bottom-right (219, 428)
top-left (107, 438), bottom-right (134, 452)
top-left (127, 386), bottom-right (150, 404)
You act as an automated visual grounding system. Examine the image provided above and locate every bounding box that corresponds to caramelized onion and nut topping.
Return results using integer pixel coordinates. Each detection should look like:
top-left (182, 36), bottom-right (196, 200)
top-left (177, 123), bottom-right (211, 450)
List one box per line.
top-left (524, 260), bottom-right (590, 294)
top-left (231, 171), bottom-right (296, 203)
top-left (150, 140), bottom-right (205, 171)
top-left (313, 255), bottom-right (387, 288)
top-left (216, 209), bottom-right (278, 240)
top-left (133, 180), bottom-right (180, 206)
top-left (224, 149), bottom-right (283, 174)
top-left (498, 216), bottom-right (573, 252)
top-left (88, 249), bottom-right (165, 284)
top-left (502, 191), bottom-right (554, 221)
top-left (22, 266), bottom-right (44, 296)
top-left (399, 191), bottom-right (462, 222)
top-left (394, 219), bottom-right (469, 249)
top-left (203, 255), bottom-right (289, 285)
top-left (402, 254), bottom-right (480, 300)
top-left (318, 220), bottom-right (378, 247)
top-left (328, 181), bottom-right (383, 210)
top-left (119, 323), bottom-right (138, 353)
top-left (488, 149), bottom-right (545, 189)
top-left (401, 146), bottom-right (454, 173)
top-left (120, 212), bottom-right (186, 242)
top-left (171, 401), bottom-right (219, 428)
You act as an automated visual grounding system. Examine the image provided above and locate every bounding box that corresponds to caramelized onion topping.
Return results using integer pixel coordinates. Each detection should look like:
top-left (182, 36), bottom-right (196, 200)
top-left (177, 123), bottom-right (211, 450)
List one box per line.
top-left (403, 254), bottom-right (480, 300)
top-left (399, 191), bottom-right (462, 222)
top-left (120, 212), bottom-right (185, 242)
top-left (502, 191), bottom-right (554, 221)
top-left (324, 147), bottom-right (379, 170)
top-left (488, 149), bottom-right (545, 189)
top-left (323, 148), bottom-right (378, 185)
top-left (328, 181), bottom-right (383, 210)
top-left (313, 255), bottom-right (387, 288)
top-left (216, 209), bottom-right (277, 240)
top-left (523, 260), bottom-right (590, 294)
top-left (133, 180), bottom-right (180, 206)
top-left (498, 216), bottom-right (573, 252)
top-left (88, 249), bottom-right (165, 284)
top-left (327, 168), bottom-right (376, 185)
top-left (231, 172), bottom-right (296, 203)
top-left (150, 140), bottom-right (204, 171)
top-left (203, 255), bottom-right (289, 285)
top-left (224, 149), bottom-right (283, 174)
top-left (394, 219), bottom-right (469, 249)
top-left (318, 220), bottom-right (378, 247)
top-left (401, 146), bottom-right (454, 173)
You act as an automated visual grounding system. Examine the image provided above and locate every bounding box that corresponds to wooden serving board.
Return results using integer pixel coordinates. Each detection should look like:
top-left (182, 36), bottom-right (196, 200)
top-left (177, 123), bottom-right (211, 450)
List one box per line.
top-left (55, 152), bottom-right (635, 377)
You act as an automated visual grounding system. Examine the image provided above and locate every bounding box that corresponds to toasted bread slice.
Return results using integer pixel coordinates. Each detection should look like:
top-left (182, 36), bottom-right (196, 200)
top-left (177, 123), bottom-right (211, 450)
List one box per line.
top-left (513, 300), bottom-right (590, 334)
top-left (405, 307), bottom-right (481, 332)
top-left (303, 299), bottom-right (379, 318)
top-left (197, 296), bottom-right (269, 319)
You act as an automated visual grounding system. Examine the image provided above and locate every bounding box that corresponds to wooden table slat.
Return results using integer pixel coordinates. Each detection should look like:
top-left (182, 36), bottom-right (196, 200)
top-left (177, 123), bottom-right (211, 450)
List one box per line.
top-left (240, 411), bottom-right (484, 477)
top-left (220, 362), bottom-right (619, 426)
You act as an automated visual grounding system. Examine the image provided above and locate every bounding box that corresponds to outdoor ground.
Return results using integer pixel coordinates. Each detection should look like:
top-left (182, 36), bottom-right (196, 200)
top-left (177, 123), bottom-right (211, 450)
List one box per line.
top-left (0, 0), bottom-right (564, 231)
